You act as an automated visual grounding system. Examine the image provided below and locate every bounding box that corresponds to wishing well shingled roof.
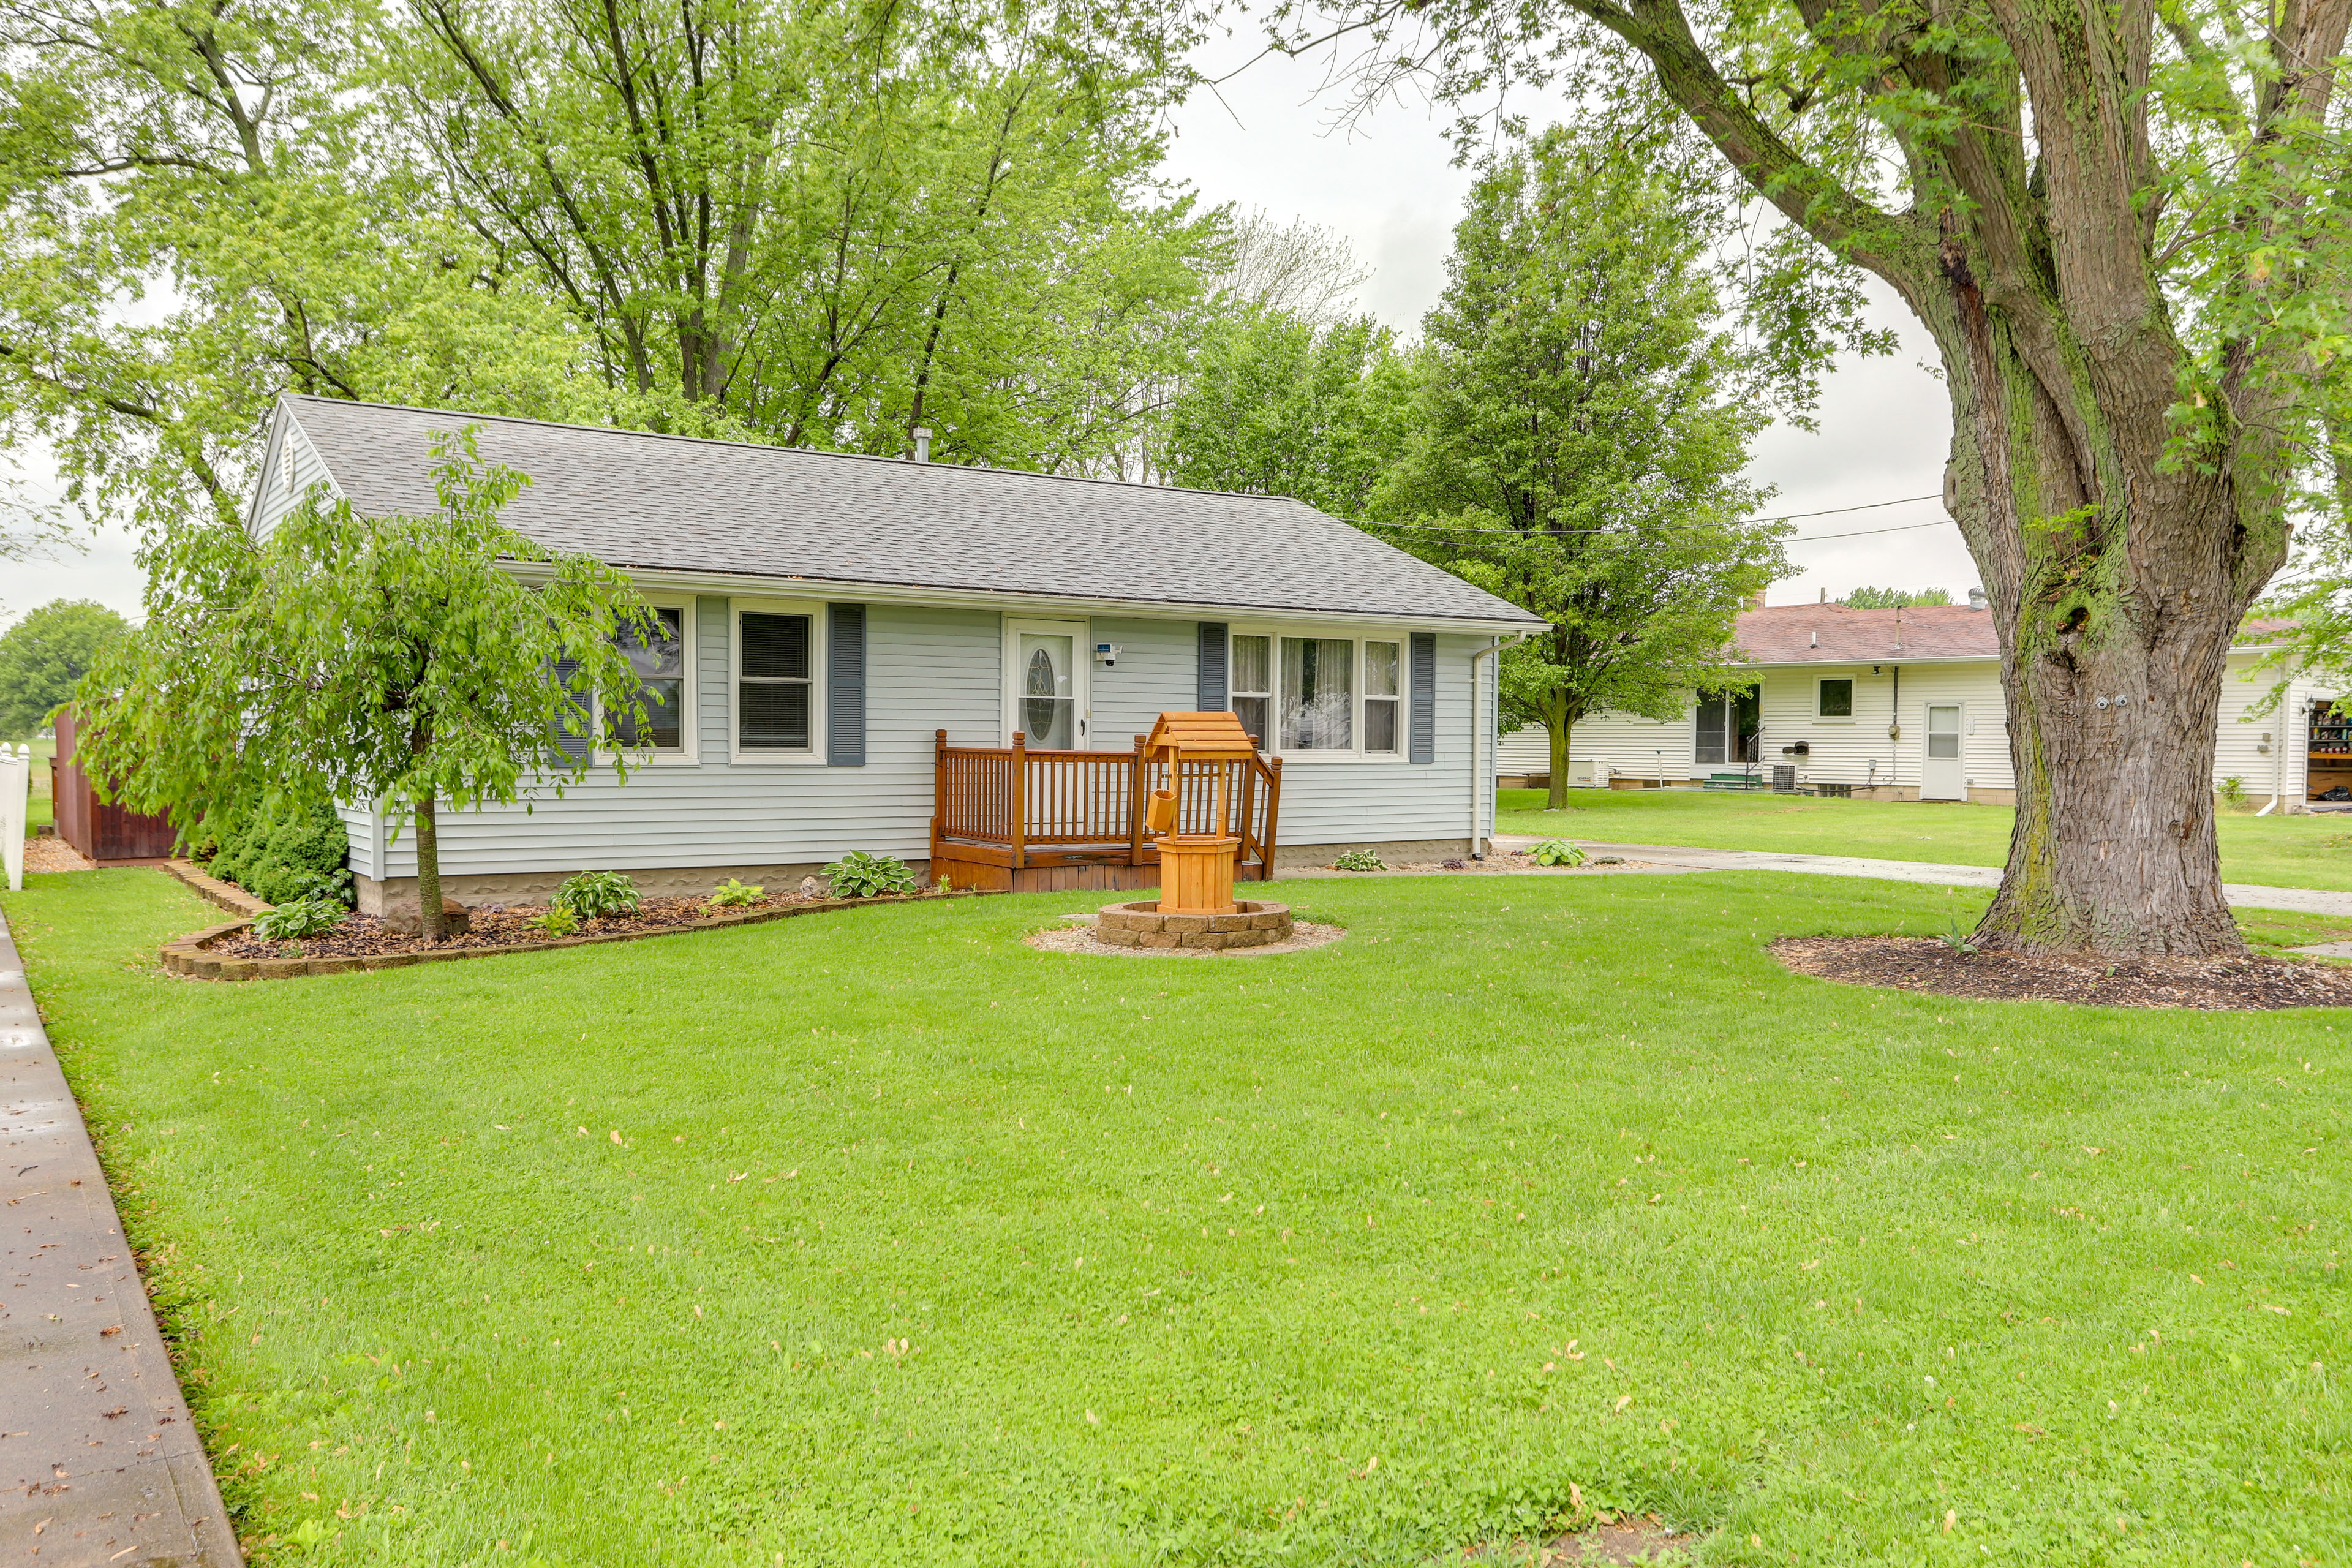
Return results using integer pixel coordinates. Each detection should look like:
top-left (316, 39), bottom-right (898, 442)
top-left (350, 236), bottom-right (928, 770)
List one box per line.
top-left (284, 396), bottom-right (1545, 627)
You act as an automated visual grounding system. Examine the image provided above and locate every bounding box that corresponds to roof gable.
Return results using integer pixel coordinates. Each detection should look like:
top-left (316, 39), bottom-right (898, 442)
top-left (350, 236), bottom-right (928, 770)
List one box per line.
top-left (278, 396), bottom-right (1545, 628)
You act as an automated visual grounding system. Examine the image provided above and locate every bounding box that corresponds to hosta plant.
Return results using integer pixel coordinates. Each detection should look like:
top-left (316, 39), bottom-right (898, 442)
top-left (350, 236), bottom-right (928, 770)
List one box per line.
top-left (708, 878), bottom-right (764, 908)
top-left (252, 896), bottom-right (345, 941)
top-left (553, 870), bottom-right (641, 920)
top-left (1332, 849), bottom-right (1387, 872)
top-left (824, 851), bottom-right (920, 899)
top-left (1529, 839), bottom-right (1586, 867)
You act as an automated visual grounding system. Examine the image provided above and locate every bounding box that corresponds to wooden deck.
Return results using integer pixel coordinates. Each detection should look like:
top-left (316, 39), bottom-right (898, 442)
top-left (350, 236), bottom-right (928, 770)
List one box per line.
top-left (929, 730), bottom-right (1281, 894)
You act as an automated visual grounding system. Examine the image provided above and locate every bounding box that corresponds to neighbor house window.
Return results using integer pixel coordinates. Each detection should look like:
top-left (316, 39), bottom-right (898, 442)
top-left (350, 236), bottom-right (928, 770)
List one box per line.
top-left (1281, 637), bottom-right (1354, 750)
top-left (1231, 635), bottom-right (1272, 747)
top-left (1363, 641), bottom-right (1400, 753)
top-left (1818, 677), bottom-right (1854, 718)
top-left (611, 606), bottom-right (687, 750)
top-left (738, 611), bottom-right (812, 752)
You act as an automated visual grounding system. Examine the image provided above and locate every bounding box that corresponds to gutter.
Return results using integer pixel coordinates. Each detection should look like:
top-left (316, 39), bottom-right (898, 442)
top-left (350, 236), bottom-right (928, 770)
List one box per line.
top-left (1469, 634), bottom-right (1528, 858)
top-left (505, 561), bottom-right (1547, 638)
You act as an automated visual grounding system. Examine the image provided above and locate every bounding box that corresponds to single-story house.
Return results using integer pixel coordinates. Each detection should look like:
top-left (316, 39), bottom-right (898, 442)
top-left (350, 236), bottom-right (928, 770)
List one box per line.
top-left (252, 396), bottom-right (1547, 913)
top-left (1499, 597), bottom-right (2339, 809)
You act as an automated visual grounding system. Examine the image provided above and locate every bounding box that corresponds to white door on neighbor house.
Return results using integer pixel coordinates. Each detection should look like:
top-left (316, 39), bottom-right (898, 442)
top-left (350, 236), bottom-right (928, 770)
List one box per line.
top-left (1006, 619), bottom-right (1087, 748)
top-left (1923, 703), bottom-right (1966, 801)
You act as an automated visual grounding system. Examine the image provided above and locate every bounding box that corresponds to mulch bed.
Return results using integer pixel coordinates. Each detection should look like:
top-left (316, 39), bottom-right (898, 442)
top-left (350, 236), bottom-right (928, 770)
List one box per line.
top-left (1776, 935), bottom-right (2352, 1011)
top-left (1025, 917), bottom-right (1346, 959)
top-left (209, 891), bottom-right (840, 960)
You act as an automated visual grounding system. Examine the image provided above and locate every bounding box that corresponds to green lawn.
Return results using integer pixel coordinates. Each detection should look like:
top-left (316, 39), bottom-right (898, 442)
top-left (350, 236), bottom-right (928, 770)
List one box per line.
top-left (1501, 786), bottom-right (2352, 891)
top-left (4, 868), bottom-right (2346, 1566)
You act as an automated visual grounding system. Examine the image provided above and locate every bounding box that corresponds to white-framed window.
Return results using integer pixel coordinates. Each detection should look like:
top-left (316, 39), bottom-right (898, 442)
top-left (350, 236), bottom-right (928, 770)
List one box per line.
top-left (729, 599), bottom-right (824, 762)
top-left (1227, 627), bottom-right (1411, 760)
top-left (599, 600), bottom-right (696, 760)
top-left (1817, 676), bottom-right (1855, 720)
top-left (1231, 634), bottom-right (1272, 748)
top-left (1363, 639), bottom-right (1401, 754)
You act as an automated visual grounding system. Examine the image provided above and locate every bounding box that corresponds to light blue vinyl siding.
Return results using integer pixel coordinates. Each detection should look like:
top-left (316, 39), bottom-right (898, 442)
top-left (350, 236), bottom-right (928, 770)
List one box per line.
top-left (352, 603), bottom-right (1498, 876)
top-left (1085, 617), bottom-right (1197, 747)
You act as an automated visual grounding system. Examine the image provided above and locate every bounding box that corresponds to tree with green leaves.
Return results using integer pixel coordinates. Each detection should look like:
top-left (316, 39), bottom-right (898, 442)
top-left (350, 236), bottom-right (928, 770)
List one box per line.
top-left (1374, 127), bottom-right (1785, 812)
top-left (0, 0), bottom-right (1215, 556)
top-left (74, 431), bottom-right (655, 941)
top-left (1162, 307), bottom-right (1413, 513)
top-left (1294, 0), bottom-right (2352, 955)
top-left (1840, 587), bottom-right (1952, 609)
top-left (0, 598), bottom-right (128, 739)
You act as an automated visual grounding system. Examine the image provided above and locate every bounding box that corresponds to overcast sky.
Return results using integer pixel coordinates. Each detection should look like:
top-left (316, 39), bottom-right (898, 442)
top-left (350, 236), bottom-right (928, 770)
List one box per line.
top-left (1, 37), bottom-right (1980, 630)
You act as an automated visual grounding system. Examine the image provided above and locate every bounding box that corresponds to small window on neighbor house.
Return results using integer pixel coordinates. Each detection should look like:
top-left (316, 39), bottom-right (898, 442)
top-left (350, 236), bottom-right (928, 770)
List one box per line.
top-left (739, 612), bottom-right (812, 752)
top-left (1231, 635), bottom-right (1272, 748)
top-left (611, 606), bottom-right (686, 750)
top-left (1818, 677), bottom-right (1854, 718)
top-left (1363, 641), bottom-right (1400, 754)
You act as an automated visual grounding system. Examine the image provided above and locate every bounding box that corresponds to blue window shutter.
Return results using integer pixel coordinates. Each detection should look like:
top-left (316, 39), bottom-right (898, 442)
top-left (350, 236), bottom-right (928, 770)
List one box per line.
top-left (1197, 622), bottom-right (1228, 710)
top-left (828, 604), bottom-right (867, 766)
top-left (1408, 633), bottom-right (1436, 763)
top-left (549, 654), bottom-right (592, 765)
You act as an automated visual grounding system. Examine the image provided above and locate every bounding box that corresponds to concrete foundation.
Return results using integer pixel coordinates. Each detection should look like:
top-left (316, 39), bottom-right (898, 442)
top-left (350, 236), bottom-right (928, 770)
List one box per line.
top-left (1270, 838), bottom-right (1470, 869)
top-left (354, 862), bottom-right (842, 915)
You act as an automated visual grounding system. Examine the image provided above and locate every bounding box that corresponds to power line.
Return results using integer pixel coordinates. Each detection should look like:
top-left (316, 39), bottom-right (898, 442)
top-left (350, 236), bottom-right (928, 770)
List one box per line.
top-left (1357, 492), bottom-right (1949, 539)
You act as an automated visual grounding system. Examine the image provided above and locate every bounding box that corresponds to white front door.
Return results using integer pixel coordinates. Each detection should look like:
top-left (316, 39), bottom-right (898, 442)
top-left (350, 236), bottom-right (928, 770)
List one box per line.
top-left (1006, 619), bottom-right (1087, 748)
top-left (1922, 703), bottom-right (1966, 801)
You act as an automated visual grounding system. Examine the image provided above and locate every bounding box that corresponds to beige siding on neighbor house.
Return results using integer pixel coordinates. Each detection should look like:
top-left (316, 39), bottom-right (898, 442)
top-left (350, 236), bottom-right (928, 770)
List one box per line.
top-left (1498, 649), bottom-right (2334, 804)
top-left (1497, 709), bottom-right (1695, 783)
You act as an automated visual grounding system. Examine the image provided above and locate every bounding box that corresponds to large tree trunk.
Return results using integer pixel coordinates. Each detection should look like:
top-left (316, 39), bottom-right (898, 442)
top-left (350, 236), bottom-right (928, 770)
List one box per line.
top-left (415, 794), bottom-right (445, 944)
top-left (1546, 698), bottom-right (1575, 812)
top-left (1921, 255), bottom-right (2285, 957)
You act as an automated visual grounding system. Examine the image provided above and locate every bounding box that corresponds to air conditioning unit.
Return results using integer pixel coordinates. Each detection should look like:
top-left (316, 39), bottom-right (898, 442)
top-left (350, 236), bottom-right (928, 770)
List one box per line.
top-left (1567, 759), bottom-right (1606, 787)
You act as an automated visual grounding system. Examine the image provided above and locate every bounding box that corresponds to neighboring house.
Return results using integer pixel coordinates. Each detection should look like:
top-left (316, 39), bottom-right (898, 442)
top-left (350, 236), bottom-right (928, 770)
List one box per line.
top-left (252, 397), bottom-right (1546, 913)
top-left (1499, 597), bottom-right (2338, 809)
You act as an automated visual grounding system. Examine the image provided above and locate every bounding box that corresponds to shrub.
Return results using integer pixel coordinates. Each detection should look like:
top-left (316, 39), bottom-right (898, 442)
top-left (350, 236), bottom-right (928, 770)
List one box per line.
top-left (1333, 848), bottom-right (1387, 872)
top-left (1529, 839), bottom-right (1586, 867)
top-left (553, 870), bottom-right (641, 920)
top-left (824, 850), bottom-right (919, 898)
top-left (213, 797), bottom-right (351, 906)
top-left (2218, 775), bottom-right (2248, 810)
top-left (252, 896), bottom-right (345, 941)
top-left (529, 906), bottom-right (581, 936)
top-left (708, 878), bottom-right (764, 908)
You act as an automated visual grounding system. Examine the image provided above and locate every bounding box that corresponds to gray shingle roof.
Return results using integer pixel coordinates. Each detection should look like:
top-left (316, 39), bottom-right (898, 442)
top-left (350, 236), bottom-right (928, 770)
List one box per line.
top-left (282, 396), bottom-right (1545, 628)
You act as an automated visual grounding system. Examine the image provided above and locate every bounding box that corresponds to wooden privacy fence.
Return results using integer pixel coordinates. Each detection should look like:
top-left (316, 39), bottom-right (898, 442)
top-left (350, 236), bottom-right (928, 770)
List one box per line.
top-left (930, 729), bottom-right (1281, 894)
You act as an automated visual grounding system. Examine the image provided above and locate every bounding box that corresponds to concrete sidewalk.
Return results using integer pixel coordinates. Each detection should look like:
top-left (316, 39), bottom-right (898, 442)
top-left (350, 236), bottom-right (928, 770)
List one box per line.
top-left (1496, 835), bottom-right (2352, 918)
top-left (1, 906), bottom-right (239, 1566)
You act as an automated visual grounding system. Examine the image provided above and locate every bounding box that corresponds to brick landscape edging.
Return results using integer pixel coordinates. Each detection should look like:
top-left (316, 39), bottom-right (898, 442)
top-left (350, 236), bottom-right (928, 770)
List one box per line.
top-left (1095, 899), bottom-right (1294, 951)
top-left (158, 888), bottom-right (998, 982)
top-left (161, 857), bottom-right (271, 916)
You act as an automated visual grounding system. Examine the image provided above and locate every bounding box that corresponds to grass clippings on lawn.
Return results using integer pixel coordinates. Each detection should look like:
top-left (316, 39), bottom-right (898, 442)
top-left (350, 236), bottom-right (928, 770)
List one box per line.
top-left (1776, 934), bottom-right (2352, 1009)
top-left (1463, 1513), bottom-right (1700, 1564)
top-left (3, 865), bottom-right (2346, 1566)
top-left (1026, 918), bottom-right (1348, 958)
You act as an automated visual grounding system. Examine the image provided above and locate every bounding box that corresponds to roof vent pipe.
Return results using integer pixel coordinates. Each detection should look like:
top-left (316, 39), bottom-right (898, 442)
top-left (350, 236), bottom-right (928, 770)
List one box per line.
top-left (912, 427), bottom-right (932, 463)
top-left (1967, 586), bottom-right (1988, 611)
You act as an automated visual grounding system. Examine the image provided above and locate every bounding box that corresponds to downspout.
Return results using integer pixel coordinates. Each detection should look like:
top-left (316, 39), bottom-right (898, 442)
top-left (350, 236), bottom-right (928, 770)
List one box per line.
top-left (2258, 695), bottom-right (2302, 816)
top-left (1469, 634), bottom-right (1528, 859)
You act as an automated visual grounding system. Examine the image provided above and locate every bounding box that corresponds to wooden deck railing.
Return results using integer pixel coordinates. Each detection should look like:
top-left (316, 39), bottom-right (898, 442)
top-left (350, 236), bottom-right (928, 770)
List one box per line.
top-left (932, 731), bottom-right (1281, 880)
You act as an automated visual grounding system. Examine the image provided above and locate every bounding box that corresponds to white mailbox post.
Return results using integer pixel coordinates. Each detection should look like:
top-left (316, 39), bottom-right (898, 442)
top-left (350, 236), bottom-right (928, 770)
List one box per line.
top-left (1, 743), bottom-right (28, 892)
